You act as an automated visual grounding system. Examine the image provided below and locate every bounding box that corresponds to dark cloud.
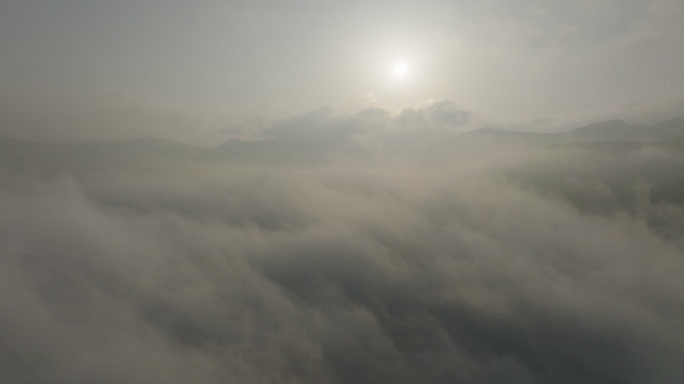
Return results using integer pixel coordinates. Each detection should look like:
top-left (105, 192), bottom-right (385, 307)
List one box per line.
top-left (0, 111), bottom-right (683, 383)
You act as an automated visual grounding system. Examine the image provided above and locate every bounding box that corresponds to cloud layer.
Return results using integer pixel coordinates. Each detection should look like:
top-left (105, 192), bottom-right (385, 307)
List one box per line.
top-left (1, 110), bottom-right (684, 383)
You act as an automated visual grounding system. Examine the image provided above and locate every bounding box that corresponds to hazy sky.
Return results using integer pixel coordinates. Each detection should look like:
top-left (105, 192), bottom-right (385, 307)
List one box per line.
top-left (1, 0), bottom-right (683, 143)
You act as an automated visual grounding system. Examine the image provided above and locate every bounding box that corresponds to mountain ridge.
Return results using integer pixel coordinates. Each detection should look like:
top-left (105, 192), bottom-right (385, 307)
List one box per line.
top-left (1, 116), bottom-right (683, 172)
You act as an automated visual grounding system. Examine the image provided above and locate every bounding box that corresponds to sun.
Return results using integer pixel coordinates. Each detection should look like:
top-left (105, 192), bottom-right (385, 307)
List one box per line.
top-left (392, 62), bottom-right (409, 79)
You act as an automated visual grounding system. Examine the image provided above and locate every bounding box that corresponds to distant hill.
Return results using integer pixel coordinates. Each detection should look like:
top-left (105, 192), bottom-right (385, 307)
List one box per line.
top-left (561, 117), bottom-right (684, 142)
top-left (450, 117), bottom-right (684, 150)
top-left (1, 117), bottom-right (683, 172)
top-left (0, 137), bottom-right (204, 173)
top-left (199, 138), bottom-right (335, 165)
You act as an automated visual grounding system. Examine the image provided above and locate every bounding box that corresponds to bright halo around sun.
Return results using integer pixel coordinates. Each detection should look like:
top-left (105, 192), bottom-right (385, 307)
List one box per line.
top-left (392, 62), bottom-right (409, 79)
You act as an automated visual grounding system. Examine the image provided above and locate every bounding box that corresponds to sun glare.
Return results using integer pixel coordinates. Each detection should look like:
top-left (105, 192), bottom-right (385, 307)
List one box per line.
top-left (392, 62), bottom-right (409, 79)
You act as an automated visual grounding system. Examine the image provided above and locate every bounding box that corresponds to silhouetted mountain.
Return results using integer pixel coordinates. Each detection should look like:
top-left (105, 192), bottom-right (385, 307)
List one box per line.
top-left (1, 117), bottom-right (683, 173)
top-left (449, 128), bottom-right (552, 149)
top-left (450, 117), bottom-right (684, 151)
top-left (560, 119), bottom-right (642, 142)
top-left (0, 136), bottom-right (203, 173)
top-left (650, 117), bottom-right (684, 141)
top-left (560, 118), bottom-right (684, 142)
top-left (200, 139), bottom-right (319, 165)
top-left (200, 134), bottom-right (368, 165)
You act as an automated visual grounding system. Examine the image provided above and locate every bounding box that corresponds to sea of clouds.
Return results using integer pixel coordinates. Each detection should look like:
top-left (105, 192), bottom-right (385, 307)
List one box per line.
top-left (1, 102), bottom-right (683, 383)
